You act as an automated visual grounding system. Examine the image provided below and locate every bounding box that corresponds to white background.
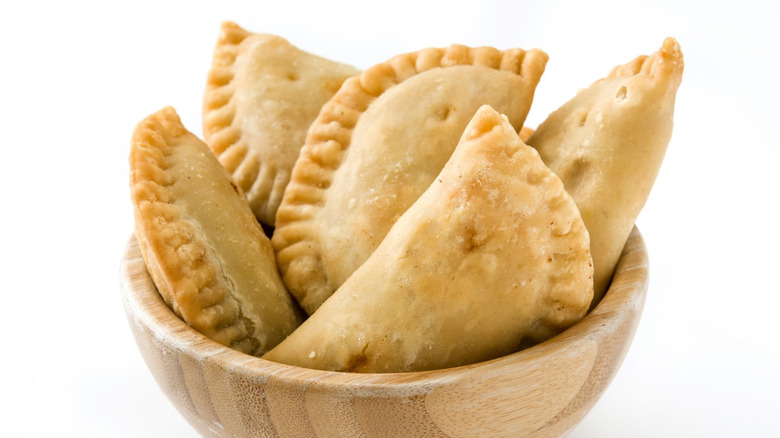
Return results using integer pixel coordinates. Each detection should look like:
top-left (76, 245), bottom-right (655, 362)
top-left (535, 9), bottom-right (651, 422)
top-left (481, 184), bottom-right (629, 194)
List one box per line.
top-left (1, 0), bottom-right (778, 436)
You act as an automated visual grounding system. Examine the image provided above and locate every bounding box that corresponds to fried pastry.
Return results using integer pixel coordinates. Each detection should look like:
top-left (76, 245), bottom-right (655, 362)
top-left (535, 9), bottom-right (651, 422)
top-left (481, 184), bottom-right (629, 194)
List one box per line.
top-left (273, 44), bottom-right (549, 314)
top-left (130, 107), bottom-right (305, 356)
top-left (203, 22), bottom-right (360, 225)
top-left (263, 105), bottom-right (593, 372)
top-left (519, 126), bottom-right (535, 142)
top-left (527, 37), bottom-right (683, 305)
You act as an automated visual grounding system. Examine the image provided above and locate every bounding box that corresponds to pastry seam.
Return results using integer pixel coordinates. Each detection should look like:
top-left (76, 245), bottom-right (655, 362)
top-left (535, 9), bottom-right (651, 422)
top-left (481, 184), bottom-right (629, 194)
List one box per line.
top-left (131, 108), bottom-right (259, 353)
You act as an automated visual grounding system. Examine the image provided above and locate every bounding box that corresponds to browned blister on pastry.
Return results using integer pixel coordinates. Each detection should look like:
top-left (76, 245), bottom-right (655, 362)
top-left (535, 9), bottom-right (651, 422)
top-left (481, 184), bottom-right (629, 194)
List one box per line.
top-left (273, 44), bottom-right (549, 314)
top-left (528, 37), bottom-right (683, 305)
top-left (203, 22), bottom-right (359, 226)
top-left (263, 106), bottom-right (593, 373)
top-left (130, 107), bottom-right (304, 356)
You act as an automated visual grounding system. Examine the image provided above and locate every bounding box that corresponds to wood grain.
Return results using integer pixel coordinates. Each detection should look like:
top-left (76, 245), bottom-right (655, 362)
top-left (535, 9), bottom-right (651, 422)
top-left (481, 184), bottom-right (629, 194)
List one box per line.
top-left (120, 226), bottom-right (648, 438)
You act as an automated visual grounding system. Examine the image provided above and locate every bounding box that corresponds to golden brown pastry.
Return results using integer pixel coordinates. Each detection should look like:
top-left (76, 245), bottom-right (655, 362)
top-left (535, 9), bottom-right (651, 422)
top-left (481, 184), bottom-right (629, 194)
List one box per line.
top-left (130, 107), bottom-right (305, 356)
top-left (273, 44), bottom-right (549, 314)
top-left (263, 105), bottom-right (593, 372)
top-left (518, 126), bottom-right (535, 142)
top-left (527, 37), bottom-right (683, 306)
top-left (203, 22), bottom-right (360, 225)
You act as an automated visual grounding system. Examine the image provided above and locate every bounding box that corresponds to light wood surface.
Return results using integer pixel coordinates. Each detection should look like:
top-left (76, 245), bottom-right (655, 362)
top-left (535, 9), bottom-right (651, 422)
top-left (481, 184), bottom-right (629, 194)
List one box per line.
top-left (120, 227), bottom-right (648, 438)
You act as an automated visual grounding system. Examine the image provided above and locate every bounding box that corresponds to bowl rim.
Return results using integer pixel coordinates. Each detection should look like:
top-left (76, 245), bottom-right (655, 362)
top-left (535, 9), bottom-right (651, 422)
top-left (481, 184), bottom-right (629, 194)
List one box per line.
top-left (121, 226), bottom-right (648, 389)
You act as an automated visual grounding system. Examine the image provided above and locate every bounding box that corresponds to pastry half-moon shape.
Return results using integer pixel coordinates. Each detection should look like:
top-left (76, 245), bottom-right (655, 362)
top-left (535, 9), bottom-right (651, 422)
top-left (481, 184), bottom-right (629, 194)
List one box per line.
top-left (527, 37), bottom-right (683, 305)
top-left (273, 44), bottom-right (549, 314)
top-left (263, 105), bottom-right (593, 373)
top-left (130, 107), bottom-right (305, 356)
top-left (203, 21), bottom-right (360, 225)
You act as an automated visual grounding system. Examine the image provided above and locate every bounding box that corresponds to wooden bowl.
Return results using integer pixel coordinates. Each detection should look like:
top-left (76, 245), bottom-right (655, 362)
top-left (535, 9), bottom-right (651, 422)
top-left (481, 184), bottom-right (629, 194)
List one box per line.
top-left (120, 227), bottom-right (648, 438)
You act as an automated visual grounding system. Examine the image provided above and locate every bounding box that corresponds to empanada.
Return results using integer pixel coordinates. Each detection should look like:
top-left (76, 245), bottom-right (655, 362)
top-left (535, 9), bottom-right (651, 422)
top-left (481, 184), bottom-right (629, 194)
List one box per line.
top-left (527, 38), bottom-right (683, 305)
top-left (273, 44), bottom-right (549, 314)
top-left (263, 105), bottom-right (593, 373)
top-left (130, 107), bottom-right (305, 356)
top-left (203, 22), bottom-right (360, 225)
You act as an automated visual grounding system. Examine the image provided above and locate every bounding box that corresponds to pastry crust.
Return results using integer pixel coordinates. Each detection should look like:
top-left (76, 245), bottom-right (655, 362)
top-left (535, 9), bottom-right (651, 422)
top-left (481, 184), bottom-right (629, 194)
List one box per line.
top-left (263, 106), bottom-right (593, 372)
top-left (130, 107), bottom-right (304, 356)
top-left (518, 126), bottom-right (535, 142)
top-left (273, 44), bottom-right (549, 314)
top-left (528, 38), bottom-right (683, 305)
top-left (203, 22), bottom-right (359, 225)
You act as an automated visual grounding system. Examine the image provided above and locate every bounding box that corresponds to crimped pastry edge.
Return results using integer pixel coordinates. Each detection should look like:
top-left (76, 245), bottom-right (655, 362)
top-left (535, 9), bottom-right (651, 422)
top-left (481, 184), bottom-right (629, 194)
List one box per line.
top-left (131, 106), bottom-right (263, 354)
